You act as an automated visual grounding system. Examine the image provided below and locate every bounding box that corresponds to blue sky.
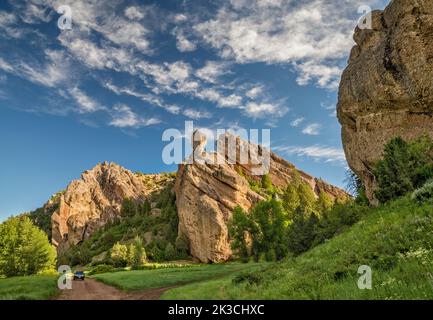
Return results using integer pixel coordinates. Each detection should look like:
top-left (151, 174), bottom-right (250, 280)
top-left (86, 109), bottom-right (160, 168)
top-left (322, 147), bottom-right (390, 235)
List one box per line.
top-left (0, 0), bottom-right (388, 219)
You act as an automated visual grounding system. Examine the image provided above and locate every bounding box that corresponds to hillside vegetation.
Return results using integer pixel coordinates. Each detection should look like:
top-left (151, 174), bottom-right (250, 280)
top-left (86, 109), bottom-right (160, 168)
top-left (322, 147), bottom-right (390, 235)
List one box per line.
top-left (163, 195), bottom-right (433, 299)
top-left (58, 180), bottom-right (186, 267)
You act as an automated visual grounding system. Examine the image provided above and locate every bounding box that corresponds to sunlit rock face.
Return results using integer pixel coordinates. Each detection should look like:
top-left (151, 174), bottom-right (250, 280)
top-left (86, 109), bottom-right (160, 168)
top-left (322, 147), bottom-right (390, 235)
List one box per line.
top-left (51, 162), bottom-right (171, 252)
top-left (175, 133), bottom-right (348, 263)
top-left (338, 0), bottom-right (433, 204)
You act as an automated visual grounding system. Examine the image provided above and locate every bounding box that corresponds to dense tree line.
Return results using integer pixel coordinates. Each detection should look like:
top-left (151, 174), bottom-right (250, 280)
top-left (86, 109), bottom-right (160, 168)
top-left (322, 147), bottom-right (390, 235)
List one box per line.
top-left (229, 174), bottom-right (361, 262)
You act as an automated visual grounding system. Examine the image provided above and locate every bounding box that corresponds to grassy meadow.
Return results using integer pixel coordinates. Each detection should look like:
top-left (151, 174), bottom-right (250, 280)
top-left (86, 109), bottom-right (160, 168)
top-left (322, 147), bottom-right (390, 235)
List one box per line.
top-left (162, 196), bottom-right (433, 300)
top-left (0, 275), bottom-right (59, 300)
top-left (94, 262), bottom-right (269, 291)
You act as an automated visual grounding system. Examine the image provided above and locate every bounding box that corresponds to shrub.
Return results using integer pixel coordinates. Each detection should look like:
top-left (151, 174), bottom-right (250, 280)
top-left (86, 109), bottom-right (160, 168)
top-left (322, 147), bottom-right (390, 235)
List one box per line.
top-left (88, 264), bottom-right (115, 275)
top-left (232, 272), bottom-right (263, 286)
top-left (110, 242), bottom-right (128, 267)
top-left (411, 180), bottom-right (433, 203)
top-left (164, 243), bottom-right (176, 261)
top-left (129, 236), bottom-right (147, 269)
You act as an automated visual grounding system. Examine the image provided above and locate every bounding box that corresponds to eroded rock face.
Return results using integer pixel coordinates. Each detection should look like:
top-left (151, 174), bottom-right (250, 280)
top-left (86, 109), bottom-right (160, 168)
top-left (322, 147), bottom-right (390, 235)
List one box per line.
top-left (175, 133), bottom-right (348, 263)
top-left (51, 162), bottom-right (171, 252)
top-left (338, 0), bottom-right (433, 203)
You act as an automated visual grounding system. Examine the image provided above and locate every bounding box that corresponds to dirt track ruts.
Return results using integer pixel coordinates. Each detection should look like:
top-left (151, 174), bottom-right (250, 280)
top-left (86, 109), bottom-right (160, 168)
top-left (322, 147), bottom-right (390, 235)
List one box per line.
top-left (55, 278), bottom-right (179, 300)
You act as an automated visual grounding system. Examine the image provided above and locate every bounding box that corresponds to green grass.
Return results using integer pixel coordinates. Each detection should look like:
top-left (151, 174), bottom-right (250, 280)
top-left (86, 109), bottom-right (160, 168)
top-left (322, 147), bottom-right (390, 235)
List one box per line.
top-left (0, 275), bottom-right (59, 300)
top-left (94, 262), bottom-right (269, 291)
top-left (163, 196), bottom-right (433, 300)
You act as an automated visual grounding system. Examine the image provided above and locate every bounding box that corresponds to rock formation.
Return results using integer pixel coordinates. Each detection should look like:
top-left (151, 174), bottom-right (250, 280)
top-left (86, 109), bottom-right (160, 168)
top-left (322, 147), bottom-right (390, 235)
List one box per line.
top-left (51, 162), bottom-right (173, 252)
top-left (338, 0), bottom-right (433, 203)
top-left (175, 133), bottom-right (348, 263)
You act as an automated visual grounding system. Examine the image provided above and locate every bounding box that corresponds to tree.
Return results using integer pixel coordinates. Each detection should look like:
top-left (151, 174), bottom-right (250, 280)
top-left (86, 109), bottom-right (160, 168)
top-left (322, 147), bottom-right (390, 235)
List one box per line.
top-left (110, 242), bottom-right (128, 267)
top-left (261, 174), bottom-right (275, 194)
top-left (228, 206), bottom-right (251, 263)
top-left (129, 236), bottom-right (146, 269)
top-left (164, 243), bottom-right (176, 261)
top-left (0, 216), bottom-right (56, 277)
top-left (297, 182), bottom-right (317, 214)
top-left (316, 191), bottom-right (334, 213)
top-left (281, 184), bottom-right (300, 218)
top-left (249, 199), bottom-right (288, 261)
top-left (286, 211), bottom-right (319, 255)
top-left (373, 136), bottom-right (433, 203)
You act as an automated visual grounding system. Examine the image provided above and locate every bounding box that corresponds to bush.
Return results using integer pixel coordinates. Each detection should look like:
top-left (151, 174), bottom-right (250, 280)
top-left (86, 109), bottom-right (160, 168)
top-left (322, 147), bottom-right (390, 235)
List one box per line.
top-left (88, 264), bottom-right (116, 275)
top-left (232, 272), bottom-right (263, 286)
top-left (110, 242), bottom-right (128, 267)
top-left (411, 180), bottom-right (433, 203)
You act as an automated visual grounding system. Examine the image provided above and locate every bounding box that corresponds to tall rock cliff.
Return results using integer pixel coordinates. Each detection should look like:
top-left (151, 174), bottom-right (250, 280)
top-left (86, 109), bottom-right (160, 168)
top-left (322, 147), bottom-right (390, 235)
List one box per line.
top-left (51, 162), bottom-right (172, 252)
top-left (337, 0), bottom-right (433, 203)
top-left (175, 133), bottom-right (348, 263)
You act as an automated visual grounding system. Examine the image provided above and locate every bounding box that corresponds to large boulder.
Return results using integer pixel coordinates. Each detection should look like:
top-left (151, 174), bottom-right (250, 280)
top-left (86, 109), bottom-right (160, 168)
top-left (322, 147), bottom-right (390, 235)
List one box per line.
top-left (175, 133), bottom-right (348, 263)
top-left (337, 0), bottom-right (433, 204)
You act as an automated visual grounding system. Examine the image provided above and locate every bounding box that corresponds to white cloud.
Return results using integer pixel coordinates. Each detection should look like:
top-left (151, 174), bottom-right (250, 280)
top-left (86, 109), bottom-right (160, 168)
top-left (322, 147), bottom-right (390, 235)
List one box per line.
top-left (109, 104), bottom-right (160, 128)
top-left (0, 11), bottom-right (23, 38)
top-left (69, 87), bottom-right (104, 114)
top-left (124, 6), bottom-right (145, 20)
top-left (274, 145), bottom-right (346, 164)
top-left (244, 102), bottom-right (288, 119)
top-left (2, 50), bottom-right (71, 88)
top-left (196, 61), bottom-right (228, 84)
top-left (103, 82), bottom-right (181, 115)
top-left (295, 61), bottom-right (342, 90)
top-left (193, 0), bottom-right (381, 90)
top-left (290, 117), bottom-right (305, 127)
top-left (302, 123), bottom-right (321, 135)
top-left (183, 108), bottom-right (212, 120)
top-left (245, 85), bottom-right (263, 99)
top-left (0, 57), bottom-right (14, 73)
top-left (103, 20), bottom-right (150, 53)
top-left (173, 29), bottom-right (197, 52)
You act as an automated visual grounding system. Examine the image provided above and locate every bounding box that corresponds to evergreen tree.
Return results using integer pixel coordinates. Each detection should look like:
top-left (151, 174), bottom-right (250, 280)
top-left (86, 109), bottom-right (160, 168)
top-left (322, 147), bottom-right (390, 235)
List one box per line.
top-left (297, 182), bottom-right (317, 214)
top-left (374, 137), bottom-right (414, 202)
top-left (281, 184), bottom-right (300, 218)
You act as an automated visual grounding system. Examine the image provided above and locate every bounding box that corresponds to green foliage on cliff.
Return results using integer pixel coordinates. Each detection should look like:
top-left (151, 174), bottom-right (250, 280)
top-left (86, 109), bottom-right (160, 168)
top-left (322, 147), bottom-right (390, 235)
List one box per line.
top-left (229, 176), bottom-right (360, 262)
top-left (58, 182), bottom-right (187, 267)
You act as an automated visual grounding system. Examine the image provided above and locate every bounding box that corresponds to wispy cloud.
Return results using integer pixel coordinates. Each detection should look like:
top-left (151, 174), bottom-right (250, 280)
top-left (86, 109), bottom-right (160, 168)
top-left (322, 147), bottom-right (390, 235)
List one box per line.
top-left (302, 123), bottom-right (321, 135)
top-left (69, 87), bottom-right (104, 114)
top-left (109, 104), bottom-right (160, 128)
top-left (274, 145), bottom-right (346, 164)
top-left (192, 0), bottom-right (381, 90)
top-left (290, 117), bottom-right (305, 127)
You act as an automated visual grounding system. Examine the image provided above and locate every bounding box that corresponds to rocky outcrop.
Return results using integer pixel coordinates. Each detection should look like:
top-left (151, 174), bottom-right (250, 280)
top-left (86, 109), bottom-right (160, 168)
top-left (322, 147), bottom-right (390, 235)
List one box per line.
top-left (175, 133), bottom-right (348, 263)
top-left (51, 162), bottom-right (173, 252)
top-left (337, 0), bottom-right (433, 203)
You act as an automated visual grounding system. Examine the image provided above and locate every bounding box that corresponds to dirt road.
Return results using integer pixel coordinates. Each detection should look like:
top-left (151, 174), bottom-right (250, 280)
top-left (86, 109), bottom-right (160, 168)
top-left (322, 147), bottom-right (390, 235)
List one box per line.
top-left (56, 278), bottom-right (178, 300)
